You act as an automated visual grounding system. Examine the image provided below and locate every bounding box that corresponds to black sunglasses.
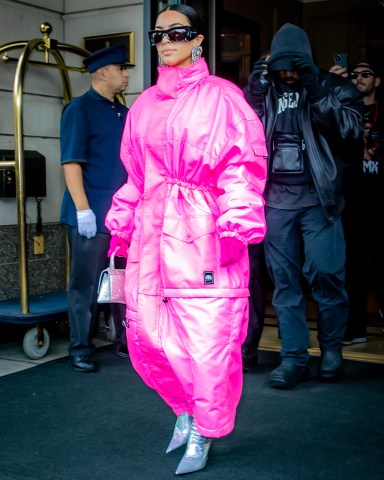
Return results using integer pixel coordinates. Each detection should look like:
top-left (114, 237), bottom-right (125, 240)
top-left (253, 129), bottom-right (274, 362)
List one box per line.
top-left (148, 26), bottom-right (198, 46)
top-left (349, 70), bottom-right (374, 79)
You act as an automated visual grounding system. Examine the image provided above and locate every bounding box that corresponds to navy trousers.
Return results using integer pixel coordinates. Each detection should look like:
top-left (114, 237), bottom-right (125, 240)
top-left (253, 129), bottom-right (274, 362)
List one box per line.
top-left (263, 205), bottom-right (348, 365)
top-left (66, 227), bottom-right (126, 357)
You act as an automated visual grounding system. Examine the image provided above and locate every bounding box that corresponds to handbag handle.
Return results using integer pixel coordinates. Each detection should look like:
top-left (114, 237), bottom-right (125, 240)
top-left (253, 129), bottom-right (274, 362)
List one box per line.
top-left (109, 248), bottom-right (118, 268)
top-left (109, 252), bottom-right (114, 268)
top-left (109, 246), bottom-right (126, 268)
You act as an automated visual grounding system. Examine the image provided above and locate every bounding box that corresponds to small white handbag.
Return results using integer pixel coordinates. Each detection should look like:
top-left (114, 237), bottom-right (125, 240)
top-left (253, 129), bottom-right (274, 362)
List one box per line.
top-left (97, 250), bottom-right (126, 304)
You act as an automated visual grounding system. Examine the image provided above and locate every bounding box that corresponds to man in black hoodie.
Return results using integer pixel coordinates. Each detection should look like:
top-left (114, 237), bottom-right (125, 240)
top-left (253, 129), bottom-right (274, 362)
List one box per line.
top-left (244, 23), bottom-right (363, 388)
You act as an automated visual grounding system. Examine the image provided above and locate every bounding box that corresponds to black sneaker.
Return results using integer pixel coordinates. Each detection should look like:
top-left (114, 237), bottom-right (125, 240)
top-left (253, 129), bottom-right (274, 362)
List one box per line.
top-left (269, 363), bottom-right (310, 389)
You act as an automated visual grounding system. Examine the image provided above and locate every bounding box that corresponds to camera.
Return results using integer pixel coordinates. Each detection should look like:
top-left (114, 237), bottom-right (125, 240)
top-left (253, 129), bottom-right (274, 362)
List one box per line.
top-left (333, 53), bottom-right (348, 69)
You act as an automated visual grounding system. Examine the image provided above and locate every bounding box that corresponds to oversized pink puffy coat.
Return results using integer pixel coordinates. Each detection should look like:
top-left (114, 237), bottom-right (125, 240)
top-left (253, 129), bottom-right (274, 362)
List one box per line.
top-left (106, 58), bottom-right (267, 438)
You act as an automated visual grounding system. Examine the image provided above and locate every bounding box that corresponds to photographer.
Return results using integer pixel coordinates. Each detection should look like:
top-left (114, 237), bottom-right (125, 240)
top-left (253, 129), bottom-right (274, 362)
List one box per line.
top-left (339, 62), bottom-right (384, 345)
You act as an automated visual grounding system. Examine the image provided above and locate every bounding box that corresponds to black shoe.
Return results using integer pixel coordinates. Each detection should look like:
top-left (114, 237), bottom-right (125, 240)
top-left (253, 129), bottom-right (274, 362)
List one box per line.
top-left (115, 345), bottom-right (129, 358)
top-left (69, 355), bottom-right (96, 373)
top-left (318, 349), bottom-right (343, 380)
top-left (270, 363), bottom-right (310, 389)
top-left (242, 350), bottom-right (258, 372)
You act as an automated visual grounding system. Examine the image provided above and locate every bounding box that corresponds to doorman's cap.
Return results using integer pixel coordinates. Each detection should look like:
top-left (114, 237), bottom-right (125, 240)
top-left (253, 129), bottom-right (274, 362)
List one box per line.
top-left (83, 44), bottom-right (135, 73)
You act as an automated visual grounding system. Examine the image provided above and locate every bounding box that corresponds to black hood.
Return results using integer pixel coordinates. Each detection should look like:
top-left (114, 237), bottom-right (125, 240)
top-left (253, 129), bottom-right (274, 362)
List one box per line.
top-left (269, 23), bottom-right (313, 71)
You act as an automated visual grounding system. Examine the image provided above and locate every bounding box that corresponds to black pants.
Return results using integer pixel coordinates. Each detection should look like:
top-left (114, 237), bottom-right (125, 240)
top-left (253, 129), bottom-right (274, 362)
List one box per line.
top-left (243, 243), bottom-right (267, 354)
top-left (264, 205), bottom-right (348, 365)
top-left (66, 227), bottom-right (126, 357)
top-left (343, 202), bottom-right (384, 338)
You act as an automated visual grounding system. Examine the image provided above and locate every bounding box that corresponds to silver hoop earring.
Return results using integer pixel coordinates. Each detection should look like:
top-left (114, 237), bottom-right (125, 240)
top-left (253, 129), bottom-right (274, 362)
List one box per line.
top-left (158, 55), bottom-right (165, 66)
top-left (192, 45), bottom-right (202, 63)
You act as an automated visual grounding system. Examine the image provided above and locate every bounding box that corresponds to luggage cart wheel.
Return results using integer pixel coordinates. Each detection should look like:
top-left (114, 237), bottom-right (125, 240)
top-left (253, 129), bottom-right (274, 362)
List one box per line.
top-left (22, 327), bottom-right (50, 360)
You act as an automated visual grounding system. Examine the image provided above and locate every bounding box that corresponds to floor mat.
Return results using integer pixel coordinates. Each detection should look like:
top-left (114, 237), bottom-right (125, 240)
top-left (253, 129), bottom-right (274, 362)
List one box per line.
top-left (1, 346), bottom-right (383, 480)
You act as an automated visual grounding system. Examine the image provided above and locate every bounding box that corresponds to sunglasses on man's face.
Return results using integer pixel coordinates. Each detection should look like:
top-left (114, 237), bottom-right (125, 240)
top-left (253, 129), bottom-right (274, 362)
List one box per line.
top-left (349, 70), bottom-right (374, 80)
top-left (148, 26), bottom-right (198, 46)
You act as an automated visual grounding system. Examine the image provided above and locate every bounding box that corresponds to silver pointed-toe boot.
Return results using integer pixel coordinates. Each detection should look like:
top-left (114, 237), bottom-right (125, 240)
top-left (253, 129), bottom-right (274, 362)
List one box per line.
top-left (175, 420), bottom-right (212, 475)
top-left (166, 412), bottom-right (193, 454)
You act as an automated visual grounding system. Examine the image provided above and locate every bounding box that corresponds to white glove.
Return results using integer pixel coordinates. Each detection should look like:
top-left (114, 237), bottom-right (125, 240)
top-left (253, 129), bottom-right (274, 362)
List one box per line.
top-left (76, 209), bottom-right (97, 238)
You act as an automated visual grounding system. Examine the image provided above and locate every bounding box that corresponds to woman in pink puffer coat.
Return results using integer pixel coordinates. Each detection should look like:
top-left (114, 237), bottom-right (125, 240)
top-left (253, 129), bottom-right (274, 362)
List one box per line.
top-left (105, 4), bottom-right (267, 475)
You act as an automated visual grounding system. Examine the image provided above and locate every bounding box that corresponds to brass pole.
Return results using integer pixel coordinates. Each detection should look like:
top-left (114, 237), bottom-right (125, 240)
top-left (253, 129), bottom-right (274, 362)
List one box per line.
top-left (0, 161), bottom-right (15, 169)
top-left (51, 48), bottom-right (74, 281)
top-left (3, 56), bottom-right (85, 72)
top-left (1, 31), bottom-right (92, 307)
top-left (13, 38), bottom-right (45, 313)
top-left (1, 26), bottom-right (116, 304)
top-left (51, 49), bottom-right (73, 104)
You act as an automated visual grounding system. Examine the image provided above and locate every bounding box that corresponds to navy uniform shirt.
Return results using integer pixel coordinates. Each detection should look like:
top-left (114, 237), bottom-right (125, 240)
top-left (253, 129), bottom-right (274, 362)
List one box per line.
top-left (60, 87), bottom-right (128, 233)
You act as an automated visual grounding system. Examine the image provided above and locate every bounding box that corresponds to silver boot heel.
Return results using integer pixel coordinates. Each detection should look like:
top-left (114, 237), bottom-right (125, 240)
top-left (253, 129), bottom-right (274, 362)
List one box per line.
top-left (175, 420), bottom-right (212, 475)
top-left (166, 412), bottom-right (193, 454)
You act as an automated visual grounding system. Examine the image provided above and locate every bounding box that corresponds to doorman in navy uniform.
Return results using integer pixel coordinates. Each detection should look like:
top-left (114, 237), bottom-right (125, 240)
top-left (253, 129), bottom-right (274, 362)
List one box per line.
top-left (60, 44), bottom-right (135, 372)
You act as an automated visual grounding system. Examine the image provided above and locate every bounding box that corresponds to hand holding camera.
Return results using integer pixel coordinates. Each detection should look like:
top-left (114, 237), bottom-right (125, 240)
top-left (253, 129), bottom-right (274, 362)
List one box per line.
top-left (333, 53), bottom-right (348, 70)
top-left (331, 53), bottom-right (349, 77)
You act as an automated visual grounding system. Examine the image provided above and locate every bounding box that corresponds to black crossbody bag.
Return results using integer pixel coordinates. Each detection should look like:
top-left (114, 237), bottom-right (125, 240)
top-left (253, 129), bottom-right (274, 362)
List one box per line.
top-left (271, 134), bottom-right (306, 174)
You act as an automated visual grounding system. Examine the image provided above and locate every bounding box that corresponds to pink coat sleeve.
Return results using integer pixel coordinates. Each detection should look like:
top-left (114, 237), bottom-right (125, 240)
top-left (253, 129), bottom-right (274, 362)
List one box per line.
top-left (105, 177), bottom-right (141, 242)
top-left (215, 114), bottom-right (267, 245)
